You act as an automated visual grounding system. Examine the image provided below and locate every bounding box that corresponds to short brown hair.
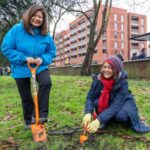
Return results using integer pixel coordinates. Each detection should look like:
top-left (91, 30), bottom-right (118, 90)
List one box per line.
top-left (22, 4), bottom-right (49, 35)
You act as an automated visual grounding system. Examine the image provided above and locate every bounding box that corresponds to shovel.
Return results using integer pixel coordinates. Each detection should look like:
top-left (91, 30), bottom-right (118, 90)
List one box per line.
top-left (28, 62), bottom-right (47, 142)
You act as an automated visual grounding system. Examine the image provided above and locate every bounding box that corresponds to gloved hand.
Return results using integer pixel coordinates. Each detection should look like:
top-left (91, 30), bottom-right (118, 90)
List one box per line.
top-left (87, 119), bottom-right (100, 133)
top-left (82, 113), bottom-right (92, 128)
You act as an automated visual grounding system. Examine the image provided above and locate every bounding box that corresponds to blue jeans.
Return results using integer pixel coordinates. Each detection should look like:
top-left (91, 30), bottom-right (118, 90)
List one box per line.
top-left (114, 109), bottom-right (129, 123)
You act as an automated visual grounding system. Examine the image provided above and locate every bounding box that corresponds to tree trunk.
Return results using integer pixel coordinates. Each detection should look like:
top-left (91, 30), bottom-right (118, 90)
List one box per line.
top-left (80, 25), bottom-right (96, 76)
top-left (80, 44), bottom-right (95, 75)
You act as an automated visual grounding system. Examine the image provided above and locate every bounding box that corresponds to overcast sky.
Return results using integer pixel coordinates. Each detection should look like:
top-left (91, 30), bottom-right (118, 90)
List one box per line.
top-left (52, 0), bottom-right (150, 33)
top-left (114, 0), bottom-right (150, 32)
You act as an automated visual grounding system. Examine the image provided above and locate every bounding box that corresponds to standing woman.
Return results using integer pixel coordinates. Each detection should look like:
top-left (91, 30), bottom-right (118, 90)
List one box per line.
top-left (1, 4), bottom-right (56, 128)
top-left (82, 55), bottom-right (150, 133)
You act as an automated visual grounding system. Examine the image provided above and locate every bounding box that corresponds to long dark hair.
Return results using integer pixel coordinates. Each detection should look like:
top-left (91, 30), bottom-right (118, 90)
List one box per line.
top-left (22, 4), bottom-right (49, 35)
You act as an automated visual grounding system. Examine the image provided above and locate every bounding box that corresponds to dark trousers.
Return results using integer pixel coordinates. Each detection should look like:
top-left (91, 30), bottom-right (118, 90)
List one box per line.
top-left (15, 69), bottom-right (51, 125)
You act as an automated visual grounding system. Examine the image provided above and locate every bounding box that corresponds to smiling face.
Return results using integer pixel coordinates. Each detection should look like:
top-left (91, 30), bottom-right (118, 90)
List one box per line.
top-left (30, 10), bottom-right (43, 27)
top-left (100, 62), bottom-right (114, 79)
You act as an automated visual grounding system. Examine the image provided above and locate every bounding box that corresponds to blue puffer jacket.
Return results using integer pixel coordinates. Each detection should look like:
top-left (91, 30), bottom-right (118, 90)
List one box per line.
top-left (85, 71), bottom-right (150, 133)
top-left (1, 22), bottom-right (56, 78)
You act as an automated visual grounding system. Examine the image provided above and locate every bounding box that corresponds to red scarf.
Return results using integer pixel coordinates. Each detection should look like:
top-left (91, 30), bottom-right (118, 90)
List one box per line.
top-left (98, 76), bottom-right (115, 113)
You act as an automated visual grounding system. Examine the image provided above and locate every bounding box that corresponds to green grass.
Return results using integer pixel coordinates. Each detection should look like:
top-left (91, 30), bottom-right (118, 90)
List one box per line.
top-left (0, 75), bottom-right (150, 150)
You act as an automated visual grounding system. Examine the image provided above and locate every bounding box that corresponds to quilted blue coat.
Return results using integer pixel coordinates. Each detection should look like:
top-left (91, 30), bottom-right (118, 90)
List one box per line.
top-left (85, 71), bottom-right (150, 133)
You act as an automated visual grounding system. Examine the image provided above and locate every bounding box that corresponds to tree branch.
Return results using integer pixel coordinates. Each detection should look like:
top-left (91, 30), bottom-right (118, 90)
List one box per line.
top-left (94, 0), bottom-right (112, 47)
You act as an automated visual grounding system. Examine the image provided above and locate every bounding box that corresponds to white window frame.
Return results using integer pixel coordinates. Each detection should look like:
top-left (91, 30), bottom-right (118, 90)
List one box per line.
top-left (121, 42), bottom-right (124, 49)
top-left (121, 15), bottom-right (124, 22)
top-left (121, 23), bottom-right (124, 31)
top-left (114, 23), bottom-right (117, 31)
top-left (114, 41), bottom-right (118, 48)
top-left (121, 33), bottom-right (124, 40)
top-left (114, 14), bottom-right (117, 21)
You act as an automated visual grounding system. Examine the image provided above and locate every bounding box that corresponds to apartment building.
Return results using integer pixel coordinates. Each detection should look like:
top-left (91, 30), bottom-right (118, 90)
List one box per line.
top-left (128, 13), bottom-right (147, 58)
top-left (53, 7), bottom-right (147, 67)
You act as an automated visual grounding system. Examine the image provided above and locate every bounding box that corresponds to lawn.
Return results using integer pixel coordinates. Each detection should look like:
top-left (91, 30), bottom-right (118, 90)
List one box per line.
top-left (0, 75), bottom-right (150, 150)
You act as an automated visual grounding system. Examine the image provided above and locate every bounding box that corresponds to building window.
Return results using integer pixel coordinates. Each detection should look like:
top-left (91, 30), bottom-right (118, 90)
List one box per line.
top-left (102, 40), bottom-right (107, 49)
top-left (79, 53), bottom-right (86, 57)
top-left (141, 43), bottom-right (144, 48)
top-left (131, 26), bottom-right (139, 33)
top-left (141, 18), bottom-right (144, 25)
top-left (102, 49), bottom-right (107, 54)
top-left (78, 19), bottom-right (85, 25)
top-left (94, 49), bottom-right (97, 54)
top-left (141, 26), bottom-right (144, 33)
top-left (121, 42), bottom-right (124, 49)
top-left (131, 16), bottom-right (139, 21)
top-left (102, 31), bottom-right (106, 38)
top-left (121, 23), bottom-right (124, 31)
top-left (114, 14), bottom-right (117, 21)
top-left (114, 23), bottom-right (117, 31)
top-left (114, 32), bottom-right (118, 39)
top-left (121, 15), bottom-right (124, 22)
top-left (121, 33), bottom-right (124, 40)
top-left (131, 43), bottom-right (139, 50)
top-left (114, 41), bottom-right (118, 48)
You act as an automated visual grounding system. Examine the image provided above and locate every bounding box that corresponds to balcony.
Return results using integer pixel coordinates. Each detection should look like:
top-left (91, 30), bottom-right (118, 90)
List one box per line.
top-left (131, 29), bottom-right (139, 34)
top-left (70, 36), bottom-right (78, 42)
top-left (70, 51), bottom-right (77, 56)
top-left (86, 21), bottom-right (90, 27)
top-left (102, 45), bottom-right (107, 49)
top-left (70, 28), bottom-right (78, 35)
top-left (79, 39), bottom-right (88, 45)
top-left (78, 31), bottom-right (87, 38)
top-left (131, 20), bottom-right (139, 26)
top-left (70, 43), bottom-right (78, 49)
top-left (64, 40), bottom-right (70, 45)
top-left (64, 34), bottom-right (70, 39)
top-left (78, 23), bottom-right (87, 31)
top-left (131, 47), bottom-right (139, 51)
top-left (78, 48), bottom-right (87, 54)
top-left (102, 34), bottom-right (107, 39)
top-left (130, 40), bottom-right (139, 44)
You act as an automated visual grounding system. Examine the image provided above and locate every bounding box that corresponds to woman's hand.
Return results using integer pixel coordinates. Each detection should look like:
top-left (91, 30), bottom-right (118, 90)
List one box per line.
top-left (82, 113), bottom-right (92, 129)
top-left (35, 58), bottom-right (43, 66)
top-left (26, 57), bottom-right (35, 64)
top-left (87, 119), bottom-right (100, 133)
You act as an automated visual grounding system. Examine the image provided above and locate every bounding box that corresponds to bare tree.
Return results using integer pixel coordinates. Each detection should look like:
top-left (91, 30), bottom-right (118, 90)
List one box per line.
top-left (127, 0), bottom-right (150, 13)
top-left (53, 0), bottom-right (112, 75)
top-left (0, 0), bottom-right (34, 65)
top-left (0, 0), bottom-right (34, 42)
top-left (114, 0), bottom-right (150, 14)
top-left (80, 0), bottom-right (112, 75)
top-left (43, 0), bottom-right (87, 38)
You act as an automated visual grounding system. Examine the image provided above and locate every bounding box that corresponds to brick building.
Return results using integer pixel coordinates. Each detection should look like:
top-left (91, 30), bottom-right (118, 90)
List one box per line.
top-left (128, 13), bottom-right (147, 58)
top-left (53, 6), bottom-right (147, 67)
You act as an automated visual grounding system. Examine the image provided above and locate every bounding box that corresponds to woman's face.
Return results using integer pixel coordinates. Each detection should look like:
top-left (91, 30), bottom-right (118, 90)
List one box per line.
top-left (101, 62), bottom-right (114, 79)
top-left (30, 11), bottom-right (43, 27)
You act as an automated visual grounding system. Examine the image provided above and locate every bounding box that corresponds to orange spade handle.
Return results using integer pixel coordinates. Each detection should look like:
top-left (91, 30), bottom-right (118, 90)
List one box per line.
top-left (27, 62), bottom-right (39, 125)
top-left (34, 95), bottom-right (40, 125)
top-left (27, 62), bottom-right (38, 74)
